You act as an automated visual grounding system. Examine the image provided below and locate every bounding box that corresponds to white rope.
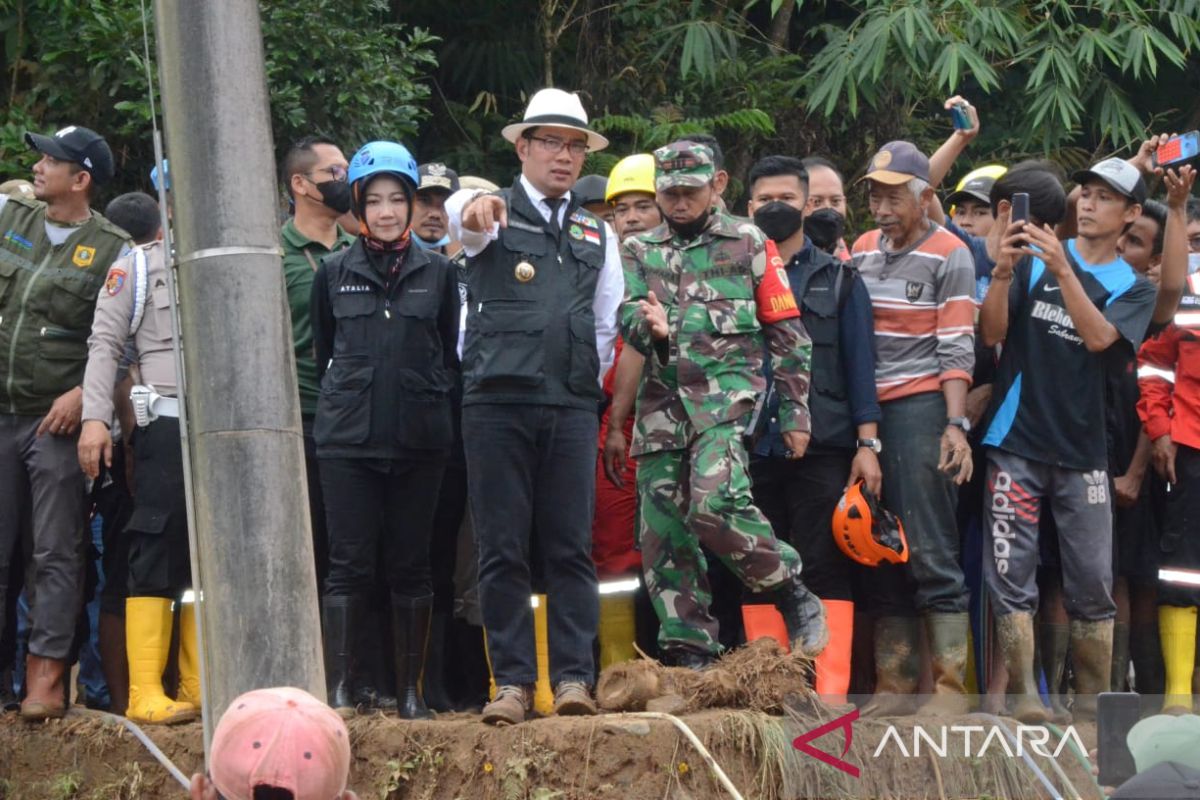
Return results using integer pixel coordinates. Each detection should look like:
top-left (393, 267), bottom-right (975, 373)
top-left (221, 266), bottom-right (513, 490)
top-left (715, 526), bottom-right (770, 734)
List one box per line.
top-left (623, 712), bottom-right (745, 800)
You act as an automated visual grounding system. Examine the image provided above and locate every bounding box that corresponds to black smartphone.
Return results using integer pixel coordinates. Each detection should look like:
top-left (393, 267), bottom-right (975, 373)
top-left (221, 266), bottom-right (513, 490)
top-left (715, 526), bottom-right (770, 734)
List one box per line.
top-left (1097, 692), bottom-right (1141, 787)
top-left (1011, 192), bottom-right (1030, 225)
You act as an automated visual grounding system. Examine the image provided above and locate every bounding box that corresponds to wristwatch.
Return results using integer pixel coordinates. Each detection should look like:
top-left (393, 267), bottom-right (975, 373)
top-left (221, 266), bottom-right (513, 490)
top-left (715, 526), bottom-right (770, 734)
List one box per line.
top-left (856, 437), bottom-right (882, 454)
top-left (947, 416), bottom-right (972, 434)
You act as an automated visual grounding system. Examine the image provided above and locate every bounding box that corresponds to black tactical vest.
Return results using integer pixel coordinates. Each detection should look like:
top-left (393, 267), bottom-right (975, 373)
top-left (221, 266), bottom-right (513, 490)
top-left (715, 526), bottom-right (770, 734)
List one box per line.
top-left (789, 251), bottom-right (856, 449)
top-left (462, 180), bottom-right (605, 410)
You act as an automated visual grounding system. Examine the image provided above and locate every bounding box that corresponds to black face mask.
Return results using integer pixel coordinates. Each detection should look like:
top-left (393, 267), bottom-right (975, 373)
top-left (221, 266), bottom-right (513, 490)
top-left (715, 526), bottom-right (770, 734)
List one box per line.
top-left (666, 212), bottom-right (710, 242)
top-left (804, 208), bottom-right (846, 253)
top-left (314, 179), bottom-right (352, 215)
top-left (752, 201), bottom-right (805, 242)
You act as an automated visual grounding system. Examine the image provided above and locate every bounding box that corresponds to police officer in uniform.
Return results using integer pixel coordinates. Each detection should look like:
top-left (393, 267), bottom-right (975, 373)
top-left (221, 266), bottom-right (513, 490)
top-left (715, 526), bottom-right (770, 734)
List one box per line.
top-left (311, 141), bottom-right (460, 720)
top-left (446, 88), bottom-right (623, 725)
top-left (79, 191), bottom-right (200, 725)
top-left (0, 125), bottom-right (129, 720)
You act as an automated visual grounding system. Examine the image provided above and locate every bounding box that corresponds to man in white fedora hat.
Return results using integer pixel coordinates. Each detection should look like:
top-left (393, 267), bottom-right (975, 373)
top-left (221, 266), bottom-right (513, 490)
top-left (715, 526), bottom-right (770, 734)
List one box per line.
top-left (446, 88), bottom-right (623, 725)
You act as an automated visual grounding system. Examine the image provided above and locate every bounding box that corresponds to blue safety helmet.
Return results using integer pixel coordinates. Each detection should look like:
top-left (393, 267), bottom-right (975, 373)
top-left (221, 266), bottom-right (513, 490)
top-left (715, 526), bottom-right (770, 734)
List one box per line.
top-left (150, 159), bottom-right (170, 192)
top-left (348, 141), bottom-right (418, 192)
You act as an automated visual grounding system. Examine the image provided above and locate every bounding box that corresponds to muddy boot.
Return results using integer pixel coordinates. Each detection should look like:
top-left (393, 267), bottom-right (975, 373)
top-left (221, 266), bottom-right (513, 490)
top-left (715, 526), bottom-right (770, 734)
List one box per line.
top-left (322, 595), bottom-right (358, 718)
top-left (996, 612), bottom-right (1049, 724)
top-left (177, 602), bottom-right (202, 711)
top-left (1069, 618), bottom-right (1113, 722)
top-left (123, 598), bottom-right (196, 725)
top-left (916, 612), bottom-right (971, 717)
top-left (1110, 621), bottom-right (1130, 692)
top-left (662, 648), bottom-right (717, 671)
top-left (421, 610), bottom-right (453, 712)
top-left (861, 616), bottom-right (919, 717)
top-left (482, 684), bottom-right (532, 726)
top-left (774, 577), bottom-right (830, 658)
top-left (0, 668), bottom-right (18, 712)
top-left (19, 654), bottom-right (68, 721)
top-left (1038, 621), bottom-right (1072, 724)
top-left (391, 594), bottom-right (433, 720)
top-left (553, 680), bottom-right (597, 716)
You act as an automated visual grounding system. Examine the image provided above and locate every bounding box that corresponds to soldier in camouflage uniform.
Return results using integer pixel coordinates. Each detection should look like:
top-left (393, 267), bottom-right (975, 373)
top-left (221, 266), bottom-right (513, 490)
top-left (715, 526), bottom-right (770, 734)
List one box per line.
top-left (620, 142), bottom-right (829, 667)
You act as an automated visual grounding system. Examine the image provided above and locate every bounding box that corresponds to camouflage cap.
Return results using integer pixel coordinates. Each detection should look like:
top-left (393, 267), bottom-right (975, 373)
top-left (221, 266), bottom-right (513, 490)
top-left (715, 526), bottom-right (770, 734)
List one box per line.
top-left (654, 141), bottom-right (715, 191)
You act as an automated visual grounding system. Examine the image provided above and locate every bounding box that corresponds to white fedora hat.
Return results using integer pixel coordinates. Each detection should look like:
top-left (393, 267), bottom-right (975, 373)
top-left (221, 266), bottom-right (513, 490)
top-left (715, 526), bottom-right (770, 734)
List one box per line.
top-left (501, 88), bottom-right (609, 152)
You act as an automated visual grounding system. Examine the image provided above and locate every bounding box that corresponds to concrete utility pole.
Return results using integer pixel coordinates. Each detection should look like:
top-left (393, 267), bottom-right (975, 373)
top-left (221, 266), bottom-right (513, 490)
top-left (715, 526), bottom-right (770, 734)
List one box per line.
top-left (153, 0), bottom-right (324, 750)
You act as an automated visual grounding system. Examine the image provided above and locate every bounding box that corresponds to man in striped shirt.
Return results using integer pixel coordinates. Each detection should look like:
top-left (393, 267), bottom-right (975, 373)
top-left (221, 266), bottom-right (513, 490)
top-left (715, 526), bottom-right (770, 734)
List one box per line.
top-left (850, 141), bottom-right (977, 716)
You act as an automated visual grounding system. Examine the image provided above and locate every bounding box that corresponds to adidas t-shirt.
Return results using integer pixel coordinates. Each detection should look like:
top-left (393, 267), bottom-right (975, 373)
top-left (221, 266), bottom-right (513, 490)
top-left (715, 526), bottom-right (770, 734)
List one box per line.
top-left (983, 239), bottom-right (1156, 471)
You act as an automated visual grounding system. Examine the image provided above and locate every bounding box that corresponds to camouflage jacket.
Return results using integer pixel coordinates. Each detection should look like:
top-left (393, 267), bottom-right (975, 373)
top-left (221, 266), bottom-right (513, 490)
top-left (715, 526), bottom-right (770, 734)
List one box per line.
top-left (620, 210), bottom-right (812, 456)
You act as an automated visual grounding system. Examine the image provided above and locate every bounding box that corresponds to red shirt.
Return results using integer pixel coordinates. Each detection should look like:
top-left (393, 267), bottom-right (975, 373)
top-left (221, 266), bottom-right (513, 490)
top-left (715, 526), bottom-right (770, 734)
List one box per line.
top-left (1137, 278), bottom-right (1200, 450)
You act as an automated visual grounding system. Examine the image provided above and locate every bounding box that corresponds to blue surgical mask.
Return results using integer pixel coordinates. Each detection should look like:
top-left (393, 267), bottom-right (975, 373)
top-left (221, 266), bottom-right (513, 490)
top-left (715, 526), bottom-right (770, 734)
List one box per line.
top-left (1189, 252), bottom-right (1200, 274)
top-left (413, 233), bottom-right (450, 250)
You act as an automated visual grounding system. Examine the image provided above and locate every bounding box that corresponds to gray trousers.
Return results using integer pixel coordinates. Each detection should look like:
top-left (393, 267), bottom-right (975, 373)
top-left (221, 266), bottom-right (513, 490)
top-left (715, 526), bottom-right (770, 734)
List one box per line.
top-left (0, 414), bottom-right (88, 660)
top-left (983, 449), bottom-right (1115, 620)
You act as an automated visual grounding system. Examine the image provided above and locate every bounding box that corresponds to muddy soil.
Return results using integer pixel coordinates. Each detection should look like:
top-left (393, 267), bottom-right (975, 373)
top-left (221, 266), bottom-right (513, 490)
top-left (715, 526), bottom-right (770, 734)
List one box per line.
top-left (0, 706), bottom-right (1098, 800)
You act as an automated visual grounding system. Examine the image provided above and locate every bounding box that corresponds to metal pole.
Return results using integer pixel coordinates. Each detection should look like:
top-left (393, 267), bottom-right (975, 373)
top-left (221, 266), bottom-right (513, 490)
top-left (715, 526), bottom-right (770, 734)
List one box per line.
top-left (152, 0), bottom-right (324, 753)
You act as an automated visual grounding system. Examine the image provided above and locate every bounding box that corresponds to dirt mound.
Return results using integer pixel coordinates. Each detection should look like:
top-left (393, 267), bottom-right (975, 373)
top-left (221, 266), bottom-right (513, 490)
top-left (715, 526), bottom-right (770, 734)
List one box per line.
top-left (597, 639), bottom-right (816, 714)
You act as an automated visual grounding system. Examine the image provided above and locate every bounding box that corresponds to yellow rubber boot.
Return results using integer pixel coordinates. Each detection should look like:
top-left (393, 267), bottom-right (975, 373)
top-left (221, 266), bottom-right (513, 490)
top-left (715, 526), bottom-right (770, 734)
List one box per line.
top-left (126, 597), bottom-right (197, 725)
top-left (177, 602), bottom-right (202, 710)
top-left (598, 593), bottom-right (637, 671)
top-left (532, 594), bottom-right (554, 716)
top-left (1160, 605), bottom-right (1197, 713)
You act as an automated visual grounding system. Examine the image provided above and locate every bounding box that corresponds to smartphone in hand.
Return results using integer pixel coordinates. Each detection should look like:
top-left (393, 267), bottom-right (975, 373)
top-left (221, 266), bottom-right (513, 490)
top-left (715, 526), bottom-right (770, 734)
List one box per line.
top-left (1153, 131), bottom-right (1200, 169)
top-left (950, 102), bottom-right (972, 131)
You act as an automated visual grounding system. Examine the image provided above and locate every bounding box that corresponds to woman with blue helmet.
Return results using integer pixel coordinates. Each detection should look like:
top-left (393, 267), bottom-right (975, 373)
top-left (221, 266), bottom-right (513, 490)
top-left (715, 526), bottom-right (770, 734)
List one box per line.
top-left (310, 140), bottom-right (461, 719)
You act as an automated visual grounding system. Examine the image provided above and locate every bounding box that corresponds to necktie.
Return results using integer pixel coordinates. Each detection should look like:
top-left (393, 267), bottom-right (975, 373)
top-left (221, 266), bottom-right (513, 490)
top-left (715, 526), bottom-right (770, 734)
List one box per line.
top-left (544, 197), bottom-right (563, 241)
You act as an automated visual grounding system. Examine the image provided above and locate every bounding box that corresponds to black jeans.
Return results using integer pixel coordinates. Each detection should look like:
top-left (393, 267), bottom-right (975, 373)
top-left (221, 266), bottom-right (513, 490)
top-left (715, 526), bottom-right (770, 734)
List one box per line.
top-left (750, 451), bottom-right (856, 600)
top-left (463, 403), bottom-right (599, 687)
top-left (320, 455), bottom-right (447, 600)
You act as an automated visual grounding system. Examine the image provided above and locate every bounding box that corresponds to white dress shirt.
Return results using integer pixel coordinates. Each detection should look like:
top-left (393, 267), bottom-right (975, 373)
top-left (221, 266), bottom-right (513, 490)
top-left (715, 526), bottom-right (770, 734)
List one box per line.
top-left (446, 174), bottom-right (622, 382)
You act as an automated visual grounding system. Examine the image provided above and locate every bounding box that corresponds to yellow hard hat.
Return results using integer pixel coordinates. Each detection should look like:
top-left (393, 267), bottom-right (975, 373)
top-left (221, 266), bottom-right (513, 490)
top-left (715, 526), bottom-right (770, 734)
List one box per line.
top-left (606, 153), bottom-right (656, 203)
top-left (955, 164), bottom-right (1007, 191)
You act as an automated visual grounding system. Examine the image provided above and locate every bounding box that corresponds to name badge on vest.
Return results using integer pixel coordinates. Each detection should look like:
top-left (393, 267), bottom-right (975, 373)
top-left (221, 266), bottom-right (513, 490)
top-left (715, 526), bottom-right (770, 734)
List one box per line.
top-left (507, 220), bottom-right (544, 235)
top-left (514, 261), bottom-right (536, 283)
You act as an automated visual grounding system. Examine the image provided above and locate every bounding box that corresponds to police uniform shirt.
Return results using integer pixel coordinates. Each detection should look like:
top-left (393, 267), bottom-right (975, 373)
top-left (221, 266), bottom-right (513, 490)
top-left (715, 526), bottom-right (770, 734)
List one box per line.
top-left (82, 242), bottom-right (177, 425)
top-left (445, 174), bottom-right (623, 381)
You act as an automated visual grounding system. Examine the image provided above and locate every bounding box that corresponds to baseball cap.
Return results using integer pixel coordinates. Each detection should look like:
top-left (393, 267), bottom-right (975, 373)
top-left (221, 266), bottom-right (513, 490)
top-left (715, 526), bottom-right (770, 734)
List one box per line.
top-left (209, 687), bottom-right (351, 800)
top-left (1126, 713), bottom-right (1200, 773)
top-left (859, 141), bottom-right (930, 185)
top-left (417, 162), bottom-right (460, 194)
top-left (1071, 157), bottom-right (1147, 204)
top-left (654, 141), bottom-right (715, 191)
top-left (946, 174), bottom-right (998, 207)
top-left (25, 125), bottom-right (115, 185)
top-left (1113, 761), bottom-right (1200, 799)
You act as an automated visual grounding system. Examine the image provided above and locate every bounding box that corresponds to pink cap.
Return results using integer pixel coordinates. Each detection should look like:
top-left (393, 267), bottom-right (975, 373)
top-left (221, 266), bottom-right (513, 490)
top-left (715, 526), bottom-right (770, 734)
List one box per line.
top-left (210, 687), bottom-right (351, 800)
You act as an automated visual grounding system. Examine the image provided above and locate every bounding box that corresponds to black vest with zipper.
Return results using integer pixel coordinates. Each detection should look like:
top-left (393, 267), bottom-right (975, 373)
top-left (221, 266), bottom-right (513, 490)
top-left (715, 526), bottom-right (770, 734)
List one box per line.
top-left (787, 247), bottom-right (856, 450)
top-left (313, 241), bottom-right (456, 458)
top-left (462, 180), bottom-right (605, 410)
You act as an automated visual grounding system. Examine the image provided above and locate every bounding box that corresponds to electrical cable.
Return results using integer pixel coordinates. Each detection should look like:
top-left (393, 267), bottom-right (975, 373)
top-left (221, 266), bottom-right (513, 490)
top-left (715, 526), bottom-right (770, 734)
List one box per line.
top-left (977, 713), bottom-right (1063, 800)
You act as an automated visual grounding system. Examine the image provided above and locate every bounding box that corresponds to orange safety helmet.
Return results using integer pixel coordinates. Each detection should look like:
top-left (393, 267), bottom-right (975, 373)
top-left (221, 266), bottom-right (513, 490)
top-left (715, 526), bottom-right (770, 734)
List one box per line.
top-left (832, 481), bottom-right (909, 567)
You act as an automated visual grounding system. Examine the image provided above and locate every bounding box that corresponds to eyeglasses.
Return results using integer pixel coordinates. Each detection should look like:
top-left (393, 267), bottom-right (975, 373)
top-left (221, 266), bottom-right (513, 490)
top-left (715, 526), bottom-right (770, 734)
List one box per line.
top-left (528, 136), bottom-right (589, 157)
top-left (305, 165), bottom-right (349, 182)
top-left (807, 195), bottom-right (846, 209)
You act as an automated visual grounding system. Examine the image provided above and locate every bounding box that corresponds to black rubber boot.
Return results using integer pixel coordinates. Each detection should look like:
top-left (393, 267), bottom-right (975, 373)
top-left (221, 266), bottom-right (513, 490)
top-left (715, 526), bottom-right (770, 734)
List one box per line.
top-left (322, 595), bottom-right (357, 718)
top-left (392, 594), bottom-right (434, 720)
top-left (421, 610), bottom-right (454, 712)
top-left (774, 578), bottom-right (830, 657)
top-left (662, 648), bottom-right (717, 671)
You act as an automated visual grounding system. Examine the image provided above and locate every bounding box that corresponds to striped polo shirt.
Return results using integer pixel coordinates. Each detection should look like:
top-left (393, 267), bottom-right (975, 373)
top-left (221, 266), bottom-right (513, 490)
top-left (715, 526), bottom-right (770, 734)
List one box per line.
top-left (851, 223), bottom-right (976, 402)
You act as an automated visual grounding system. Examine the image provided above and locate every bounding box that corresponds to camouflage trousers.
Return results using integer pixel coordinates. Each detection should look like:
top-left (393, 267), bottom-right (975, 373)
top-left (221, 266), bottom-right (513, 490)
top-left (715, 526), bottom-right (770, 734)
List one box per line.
top-left (636, 421), bottom-right (801, 655)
